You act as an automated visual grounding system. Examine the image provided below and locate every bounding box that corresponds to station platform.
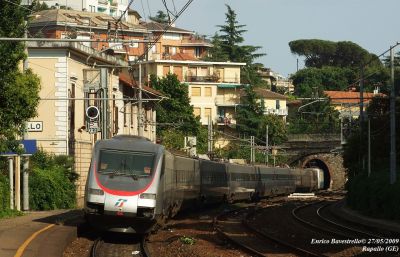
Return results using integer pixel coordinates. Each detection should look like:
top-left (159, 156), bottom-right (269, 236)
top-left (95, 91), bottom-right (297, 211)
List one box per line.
top-left (0, 209), bottom-right (82, 257)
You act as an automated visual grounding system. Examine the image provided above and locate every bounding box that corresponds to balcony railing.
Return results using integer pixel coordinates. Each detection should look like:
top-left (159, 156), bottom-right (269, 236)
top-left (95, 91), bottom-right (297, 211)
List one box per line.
top-left (180, 38), bottom-right (212, 46)
top-left (264, 108), bottom-right (288, 116)
top-left (186, 75), bottom-right (219, 83)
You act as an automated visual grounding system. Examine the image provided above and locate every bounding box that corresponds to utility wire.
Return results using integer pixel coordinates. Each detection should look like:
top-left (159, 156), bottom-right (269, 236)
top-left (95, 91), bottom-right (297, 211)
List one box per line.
top-left (140, 0), bottom-right (147, 22)
top-left (146, 0), bottom-right (152, 19)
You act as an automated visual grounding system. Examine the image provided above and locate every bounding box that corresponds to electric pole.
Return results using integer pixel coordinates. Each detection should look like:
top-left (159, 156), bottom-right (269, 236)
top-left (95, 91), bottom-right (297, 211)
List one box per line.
top-left (390, 46), bottom-right (397, 184)
top-left (138, 63), bottom-right (143, 137)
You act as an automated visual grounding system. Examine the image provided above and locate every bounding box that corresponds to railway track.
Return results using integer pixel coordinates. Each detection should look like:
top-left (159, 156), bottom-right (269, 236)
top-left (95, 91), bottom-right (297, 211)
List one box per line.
top-left (214, 205), bottom-right (323, 257)
top-left (91, 234), bottom-right (150, 257)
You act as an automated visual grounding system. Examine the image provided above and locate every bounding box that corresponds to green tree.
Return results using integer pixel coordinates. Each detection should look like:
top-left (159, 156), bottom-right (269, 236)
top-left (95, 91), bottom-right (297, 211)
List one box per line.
top-left (202, 33), bottom-right (229, 62)
top-left (149, 10), bottom-right (169, 24)
top-left (291, 66), bottom-right (357, 97)
top-left (0, 0), bottom-right (41, 152)
top-left (150, 73), bottom-right (200, 135)
top-left (207, 5), bottom-right (265, 85)
top-left (289, 39), bottom-right (381, 69)
top-left (29, 0), bottom-right (50, 12)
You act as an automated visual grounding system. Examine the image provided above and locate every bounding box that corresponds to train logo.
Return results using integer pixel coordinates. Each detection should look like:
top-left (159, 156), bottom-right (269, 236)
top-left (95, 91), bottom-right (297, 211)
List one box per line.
top-left (115, 199), bottom-right (127, 208)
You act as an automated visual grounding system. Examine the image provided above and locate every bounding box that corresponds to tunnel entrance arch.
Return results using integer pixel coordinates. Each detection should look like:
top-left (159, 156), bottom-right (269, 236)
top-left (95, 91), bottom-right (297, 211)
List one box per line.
top-left (303, 158), bottom-right (331, 189)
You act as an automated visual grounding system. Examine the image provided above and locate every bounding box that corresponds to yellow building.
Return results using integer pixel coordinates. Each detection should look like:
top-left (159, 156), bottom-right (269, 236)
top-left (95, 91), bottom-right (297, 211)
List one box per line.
top-left (133, 59), bottom-right (246, 125)
top-left (26, 41), bottom-right (162, 205)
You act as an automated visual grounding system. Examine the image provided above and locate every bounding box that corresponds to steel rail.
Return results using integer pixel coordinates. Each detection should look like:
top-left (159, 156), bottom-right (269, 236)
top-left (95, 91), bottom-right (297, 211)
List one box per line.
top-left (213, 207), bottom-right (265, 257)
top-left (291, 201), bottom-right (352, 239)
top-left (316, 202), bottom-right (385, 239)
top-left (244, 208), bottom-right (326, 257)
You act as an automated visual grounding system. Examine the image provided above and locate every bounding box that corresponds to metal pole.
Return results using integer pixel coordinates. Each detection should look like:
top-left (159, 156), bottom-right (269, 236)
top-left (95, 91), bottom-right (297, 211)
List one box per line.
top-left (368, 119), bottom-right (371, 177)
top-left (15, 155), bottom-right (21, 211)
top-left (23, 158), bottom-right (29, 211)
top-left (266, 125), bottom-right (269, 166)
top-left (390, 46), bottom-right (397, 184)
top-left (100, 68), bottom-right (108, 139)
top-left (138, 63), bottom-right (143, 137)
top-left (9, 158), bottom-right (14, 210)
top-left (359, 67), bottom-right (364, 172)
top-left (210, 116), bottom-right (213, 153)
top-left (22, 21), bottom-right (29, 211)
top-left (207, 116), bottom-right (210, 153)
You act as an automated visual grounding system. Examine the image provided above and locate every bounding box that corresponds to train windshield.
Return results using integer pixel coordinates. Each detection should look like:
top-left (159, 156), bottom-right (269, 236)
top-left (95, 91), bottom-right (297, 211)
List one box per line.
top-left (98, 149), bottom-right (154, 179)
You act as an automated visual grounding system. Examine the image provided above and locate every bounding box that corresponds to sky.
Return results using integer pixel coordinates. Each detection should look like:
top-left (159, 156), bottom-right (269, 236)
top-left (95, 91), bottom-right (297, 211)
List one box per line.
top-left (133, 0), bottom-right (400, 78)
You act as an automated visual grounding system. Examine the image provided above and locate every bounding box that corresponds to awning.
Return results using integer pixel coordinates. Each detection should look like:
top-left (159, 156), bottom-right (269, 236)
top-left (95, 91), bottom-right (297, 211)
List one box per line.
top-left (217, 84), bottom-right (247, 89)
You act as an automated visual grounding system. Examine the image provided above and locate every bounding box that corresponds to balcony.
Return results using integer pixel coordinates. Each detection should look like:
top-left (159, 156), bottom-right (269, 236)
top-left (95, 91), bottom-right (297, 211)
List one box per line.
top-left (264, 108), bottom-right (288, 116)
top-left (181, 38), bottom-right (212, 47)
top-left (215, 95), bottom-right (240, 106)
top-left (186, 75), bottom-right (219, 83)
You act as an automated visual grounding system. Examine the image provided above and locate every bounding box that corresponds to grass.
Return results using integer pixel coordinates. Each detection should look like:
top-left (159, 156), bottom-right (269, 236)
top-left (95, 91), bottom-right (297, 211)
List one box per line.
top-left (0, 209), bottom-right (24, 219)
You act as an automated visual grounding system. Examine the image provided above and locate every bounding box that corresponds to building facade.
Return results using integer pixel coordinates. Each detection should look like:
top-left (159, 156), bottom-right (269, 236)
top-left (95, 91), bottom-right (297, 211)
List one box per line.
top-left (36, 0), bottom-right (129, 19)
top-left (26, 41), bottom-right (161, 205)
top-left (28, 9), bottom-right (212, 63)
top-left (132, 59), bottom-right (246, 126)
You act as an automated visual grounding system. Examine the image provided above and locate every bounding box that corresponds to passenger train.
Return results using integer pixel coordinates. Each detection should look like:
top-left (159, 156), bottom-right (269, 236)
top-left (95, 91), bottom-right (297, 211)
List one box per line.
top-left (84, 135), bottom-right (324, 233)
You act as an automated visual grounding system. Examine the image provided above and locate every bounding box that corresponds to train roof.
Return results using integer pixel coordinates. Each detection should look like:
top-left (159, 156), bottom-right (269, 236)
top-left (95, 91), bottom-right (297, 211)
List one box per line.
top-left (95, 135), bottom-right (163, 153)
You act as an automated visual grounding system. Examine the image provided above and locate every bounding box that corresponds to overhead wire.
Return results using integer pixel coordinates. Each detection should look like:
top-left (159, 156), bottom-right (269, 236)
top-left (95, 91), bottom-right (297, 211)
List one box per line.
top-left (140, 0), bottom-right (147, 22)
top-left (146, 0), bottom-right (152, 19)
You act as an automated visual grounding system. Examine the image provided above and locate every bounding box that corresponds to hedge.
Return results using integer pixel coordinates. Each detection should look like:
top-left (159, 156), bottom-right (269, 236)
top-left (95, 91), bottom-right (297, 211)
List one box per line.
top-left (346, 172), bottom-right (400, 220)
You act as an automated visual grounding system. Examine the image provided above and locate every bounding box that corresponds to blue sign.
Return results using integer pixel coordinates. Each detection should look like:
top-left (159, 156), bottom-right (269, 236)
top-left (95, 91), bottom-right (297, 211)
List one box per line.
top-left (0, 140), bottom-right (37, 156)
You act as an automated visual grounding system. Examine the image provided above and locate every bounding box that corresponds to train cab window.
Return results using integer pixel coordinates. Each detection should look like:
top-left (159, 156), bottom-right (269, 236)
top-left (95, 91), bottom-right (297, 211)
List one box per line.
top-left (97, 149), bottom-right (155, 178)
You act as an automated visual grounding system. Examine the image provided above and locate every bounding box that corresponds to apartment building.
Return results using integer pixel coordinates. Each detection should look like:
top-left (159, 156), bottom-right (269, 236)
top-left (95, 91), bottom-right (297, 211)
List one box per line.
top-left (142, 22), bottom-right (212, 60)
top-left (28, 9), bottom-right (148, 62)
top-left (132, 59), bottom-right (246, 126)
top-left (26, 41), bottom-right (162, 205)
top-left (324, 90), bottom-right (384, 118)
top-left (28, 9), bottom-right (212, 63)
top-left (253, 88), bottom-right (288, 121)
top-left (258, 67), bottom-right (294, 94)
top-left (36, 0), bottom-right (129, 19)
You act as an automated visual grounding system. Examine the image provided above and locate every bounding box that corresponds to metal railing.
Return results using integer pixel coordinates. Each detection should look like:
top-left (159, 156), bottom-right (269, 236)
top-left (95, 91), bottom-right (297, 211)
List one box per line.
top-left (264, 108), bottom-right (288, 116)
top-left (186, 75), bottom-right (219, 83)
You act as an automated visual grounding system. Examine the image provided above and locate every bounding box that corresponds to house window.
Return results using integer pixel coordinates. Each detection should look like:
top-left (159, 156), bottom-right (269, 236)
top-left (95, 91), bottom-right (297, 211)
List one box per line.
top-left (193, 107), bottom-right (201, 117)
top-left (276, 100), bottom-right (280, 110)
top-left (195, 47), bottom-right (201, 58)
top-left (163, 66), bottom-right (170, 76)
top-left (205, 108), bottom-right (212, 118)
top-left (191, 87), bottom-right (201, 97)
top-left (204, 87), bottom-right (212, 97)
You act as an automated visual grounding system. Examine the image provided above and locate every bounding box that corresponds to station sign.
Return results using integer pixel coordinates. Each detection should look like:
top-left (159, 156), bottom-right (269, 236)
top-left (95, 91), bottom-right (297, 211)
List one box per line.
top-left (0, 140), bottom-right (37, 156)
top-left (27, 121), bottom-right (43, 132)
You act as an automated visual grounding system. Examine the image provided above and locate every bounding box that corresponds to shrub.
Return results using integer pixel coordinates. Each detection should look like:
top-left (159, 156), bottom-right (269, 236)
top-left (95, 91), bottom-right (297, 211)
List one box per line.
top-left (346, 172), bottom-right (400, 220)
top-left (29, 151), bottom-right (78, 210)
top-left (0, 175), bottom-right (10, 212)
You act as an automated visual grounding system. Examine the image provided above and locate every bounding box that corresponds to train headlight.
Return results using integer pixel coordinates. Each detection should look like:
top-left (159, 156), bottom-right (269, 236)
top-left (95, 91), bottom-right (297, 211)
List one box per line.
top-left (89, 188), bottom-right (104, 195)
top-left (140, 193), bottom-right (156, 200)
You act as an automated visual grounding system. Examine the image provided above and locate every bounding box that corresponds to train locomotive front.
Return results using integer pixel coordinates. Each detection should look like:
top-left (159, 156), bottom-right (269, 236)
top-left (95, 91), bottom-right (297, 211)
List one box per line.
top-left (84, 135), bottom-right (164, 233)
